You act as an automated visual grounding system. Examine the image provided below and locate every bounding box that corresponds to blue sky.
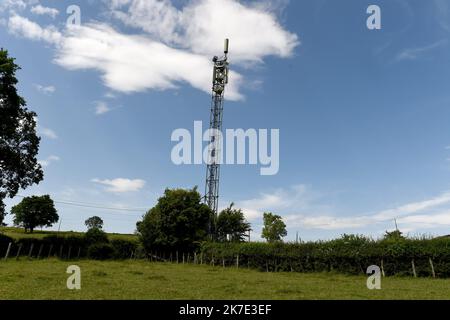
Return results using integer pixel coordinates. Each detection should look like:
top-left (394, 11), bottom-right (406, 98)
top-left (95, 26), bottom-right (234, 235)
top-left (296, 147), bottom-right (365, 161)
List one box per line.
top-left (1, 0), bottom-right (450, 241)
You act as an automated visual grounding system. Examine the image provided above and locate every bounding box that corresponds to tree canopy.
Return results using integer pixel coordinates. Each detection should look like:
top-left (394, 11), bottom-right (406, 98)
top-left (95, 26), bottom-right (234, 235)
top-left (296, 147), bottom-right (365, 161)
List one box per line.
top-left (216, 203), bottom-right (251, 242)
top-left (0, 49), bottom-right (43, 224)
top-left (85, 216), bottom-right (104, 230)
top-left (137, 187), bottom-right (212, 252)
top-left (261, 212), bottom-right (287, 243)
top-left (11, 195), bottom-right (58, 233)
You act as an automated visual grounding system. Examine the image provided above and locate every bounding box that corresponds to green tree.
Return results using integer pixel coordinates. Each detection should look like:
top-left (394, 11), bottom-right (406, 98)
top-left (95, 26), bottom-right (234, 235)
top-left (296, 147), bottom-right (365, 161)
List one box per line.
top-left (261, 212), bottom-right (287, 243)
top-left (85, 216), bottom-right (104, 230)
top-left (383, 229), bottom-right (404, 241)
top-left (216, 203), bottom-right (251, 242)
top-left (0, 49), bottom-right (43, 224)
top-left (85, 227), bottom-right (109, 245)
top-left (11, 195), bottom-right (58, 233)
top-left (137, 187), bottom-right (212, 252)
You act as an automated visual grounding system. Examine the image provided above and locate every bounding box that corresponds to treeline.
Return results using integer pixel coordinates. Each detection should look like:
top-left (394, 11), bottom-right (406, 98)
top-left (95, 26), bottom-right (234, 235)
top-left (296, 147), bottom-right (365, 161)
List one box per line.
top-left (200, 234), bottom-right (450, 277)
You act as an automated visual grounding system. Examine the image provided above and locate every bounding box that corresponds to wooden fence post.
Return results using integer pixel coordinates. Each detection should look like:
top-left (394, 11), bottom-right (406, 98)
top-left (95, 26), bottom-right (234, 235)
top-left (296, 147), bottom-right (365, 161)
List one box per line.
top-left (4, 242), bottom-right (12, 260)
top-left (194, 252), bottom-right (197, 264)
top-left (68, 246), bottom-right (72, 260)
top-left (182, 253), bottom-right (185, 264)
top-left (222, 258), bottom-right (225, 268)
top-left (381, 259), bottom-right (385, 277)
top-left (48, 244), bottom-right (53, 259)
top-left (28, 243), bottom-right (34, 259)
top-left (15, 244), bottom-right (22, 260)
top-left (176, 251), bottom-right (179, 264)
top-left (411, 259), bottom-right (417, 278)
top-left (37, 244), bottom-right (43, 259)
top-left (429, 258), bottom-right (436, 278)
top-left (236, 254), bottom-right (239, 269)
top-left (200, 252), bottom-right (203, 265)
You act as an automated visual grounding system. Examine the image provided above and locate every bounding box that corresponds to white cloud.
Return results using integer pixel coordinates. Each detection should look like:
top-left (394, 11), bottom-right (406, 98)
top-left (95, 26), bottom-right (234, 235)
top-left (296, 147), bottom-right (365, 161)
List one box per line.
top-left (38, 155), bottom-right (60, 167)
top-left (235, 185), bottom-right (450, 232)
top-left (54, 23), bottom-right (244, 100)
top-left (0, 0), bottom-right (38, 12)
top-left (109, 0), bottom-right (299, 63)
top-left (39, 127), bottom-right (58, 139)
top-left (95, 101), bottom-right (111, 115)
top-left (104, 92), bottom-right (117, 99)
top-left (8, 14), bottom-right (62, 44)
top-left (434, 0), bottom-right (450, 32)
top-left (34, 117), bottom-right (58, 139)
top-left (92, 178), bottom-right (146, 193)
top-left (7, 0), bottom-right (298, 100)
top-left (235, 184), bottom-right (329, 221)
top-left (30, 5), bottom-right (59, 18)
top-left (285, 192), bottom-right (450, 231)
top-left (396, 39), bottom-right (448, 61)
top-left (34, 84), bottom-right (56, 95)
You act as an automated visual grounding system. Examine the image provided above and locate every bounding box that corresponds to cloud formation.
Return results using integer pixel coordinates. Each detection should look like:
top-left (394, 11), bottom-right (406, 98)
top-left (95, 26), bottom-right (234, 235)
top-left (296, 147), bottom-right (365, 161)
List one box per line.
top-left (396, 39), bottom-right (448, 61)
top-left (34, 84), bottom-right (56, 95)
top-left (95, 101), bottom-right (111, 115)
top-left (237, 185), bottom-right (450, 234)
top-left (109, 0), bottom-right (299, 63)
top-left (55, 24), bottom-right (244, 100)
top-left (38, 155), bottom-right (60, 167)
top-left (30, 5), bottom-right (59, 18)
top-left (6, 0), bottom-right (298, 100)
top-left (92, 178), bottom-right (146, 193)
top-left (8, 14), bottom-right (61, 44)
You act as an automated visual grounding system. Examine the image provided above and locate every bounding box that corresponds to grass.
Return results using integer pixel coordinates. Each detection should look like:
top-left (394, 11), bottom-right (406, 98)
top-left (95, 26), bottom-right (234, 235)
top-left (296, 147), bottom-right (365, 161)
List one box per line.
top-left (0, 226), bottom-right (137, 241)
top-left (0, 259), bottom-right (450, 300)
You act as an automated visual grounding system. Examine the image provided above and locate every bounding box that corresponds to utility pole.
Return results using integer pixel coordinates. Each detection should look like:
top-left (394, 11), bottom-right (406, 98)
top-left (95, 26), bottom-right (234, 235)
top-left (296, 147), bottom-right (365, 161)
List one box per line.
top-left (205, 39), bottom-right (230, 237)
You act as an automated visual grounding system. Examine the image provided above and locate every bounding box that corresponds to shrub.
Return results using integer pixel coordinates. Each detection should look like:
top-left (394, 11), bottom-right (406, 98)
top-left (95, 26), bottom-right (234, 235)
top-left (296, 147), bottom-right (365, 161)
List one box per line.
top-left (137, 187), bottom-right (212, 252)
top-left (0, 233), bottom-right (14, 256)
top-left (85, 228), bottom-right (109, 245)
top-left (87, 243), bottom-right (114, 260)
top-left (199, 235), bottom-right (450, 277)
top-left (111, 239), bottom-right (138, 259)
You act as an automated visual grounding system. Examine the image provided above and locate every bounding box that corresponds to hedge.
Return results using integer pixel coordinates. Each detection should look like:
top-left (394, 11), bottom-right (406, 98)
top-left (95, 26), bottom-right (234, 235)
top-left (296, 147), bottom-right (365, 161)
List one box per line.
top-left (0, 234), bottom-right (138, 260)
top-left (199, 235), bottom-right (450, 277)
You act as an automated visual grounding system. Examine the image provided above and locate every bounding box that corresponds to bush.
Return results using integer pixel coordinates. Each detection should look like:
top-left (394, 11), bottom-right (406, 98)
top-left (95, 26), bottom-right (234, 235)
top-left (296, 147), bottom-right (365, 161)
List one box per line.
top-left (0, 233), bottom-right (14, 256)
top-left (111, 239), bottom-right (138, 259)
top-left (87, 243), bottom-right (114, 260)
top-left (199, 235), bottom-right (450, 277)
top-left (85, 228), bottom-right (109, 245)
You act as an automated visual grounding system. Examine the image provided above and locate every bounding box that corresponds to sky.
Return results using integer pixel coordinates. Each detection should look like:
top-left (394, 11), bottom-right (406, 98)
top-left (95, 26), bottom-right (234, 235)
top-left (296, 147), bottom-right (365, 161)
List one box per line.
top-left (1, 0), bottom-right (450, 241)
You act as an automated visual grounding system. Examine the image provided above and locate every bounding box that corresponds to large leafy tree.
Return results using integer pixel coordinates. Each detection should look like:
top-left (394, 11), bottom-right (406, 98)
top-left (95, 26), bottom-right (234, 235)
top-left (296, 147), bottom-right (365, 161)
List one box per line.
top-left (261, 212), bottom-right (287, 243)
top-left (11, 195), bottom-right (58, 233)
top-left (216, 203), bottom-right (251, 242)
top-left (0, 49), bottom-right (43, 224)
top-left (85, 216), bottom-right (104, 230)
top-left (137, 187), bottom-right (212, 252)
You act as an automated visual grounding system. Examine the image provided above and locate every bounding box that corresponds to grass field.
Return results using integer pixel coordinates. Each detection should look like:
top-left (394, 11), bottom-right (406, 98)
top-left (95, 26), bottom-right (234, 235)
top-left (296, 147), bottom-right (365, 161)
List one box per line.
top-left (0, 227), bottom-right (137, 241)
top-left (1, 259), bottom-right (449, 300)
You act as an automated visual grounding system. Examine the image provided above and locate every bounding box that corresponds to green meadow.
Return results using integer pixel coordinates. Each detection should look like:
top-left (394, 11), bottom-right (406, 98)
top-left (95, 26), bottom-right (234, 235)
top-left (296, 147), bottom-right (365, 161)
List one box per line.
top-left (0, 259), bottom-right (449, 300)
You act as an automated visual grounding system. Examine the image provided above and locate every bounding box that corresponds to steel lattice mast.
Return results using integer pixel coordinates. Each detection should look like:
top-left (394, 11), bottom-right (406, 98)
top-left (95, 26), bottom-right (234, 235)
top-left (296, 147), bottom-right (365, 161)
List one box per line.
top-left (205, 39), bottom-right (229, 234)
